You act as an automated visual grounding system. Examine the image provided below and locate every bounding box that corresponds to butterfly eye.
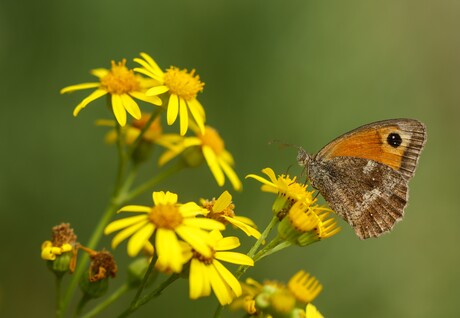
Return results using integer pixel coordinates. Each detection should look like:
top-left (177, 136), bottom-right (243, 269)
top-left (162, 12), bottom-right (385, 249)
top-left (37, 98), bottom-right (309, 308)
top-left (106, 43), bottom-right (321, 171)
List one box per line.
top-left (387, 133), bottom-right (402, 148)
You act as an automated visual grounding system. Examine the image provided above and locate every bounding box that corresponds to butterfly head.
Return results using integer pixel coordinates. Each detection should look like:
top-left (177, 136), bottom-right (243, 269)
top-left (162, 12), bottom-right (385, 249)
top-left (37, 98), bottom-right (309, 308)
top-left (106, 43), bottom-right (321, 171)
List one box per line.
top-left (296, 147), bottom-right (311, 169)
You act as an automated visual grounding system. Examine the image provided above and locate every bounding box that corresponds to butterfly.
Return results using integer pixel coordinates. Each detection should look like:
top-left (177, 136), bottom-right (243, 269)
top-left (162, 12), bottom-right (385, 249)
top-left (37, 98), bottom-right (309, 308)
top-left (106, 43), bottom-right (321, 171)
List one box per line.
top-left (297, 118), bottom-right (426, 239)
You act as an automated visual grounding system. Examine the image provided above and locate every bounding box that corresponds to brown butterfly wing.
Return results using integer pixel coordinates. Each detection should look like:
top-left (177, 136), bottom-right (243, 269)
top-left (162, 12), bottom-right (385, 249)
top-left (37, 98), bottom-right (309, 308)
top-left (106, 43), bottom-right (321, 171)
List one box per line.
top-left (307, 118), bottom-right (426, 239)
top-left (315, 118), bottom-right (426, 180)
top-left (308, 157), bottom-right (408, 239)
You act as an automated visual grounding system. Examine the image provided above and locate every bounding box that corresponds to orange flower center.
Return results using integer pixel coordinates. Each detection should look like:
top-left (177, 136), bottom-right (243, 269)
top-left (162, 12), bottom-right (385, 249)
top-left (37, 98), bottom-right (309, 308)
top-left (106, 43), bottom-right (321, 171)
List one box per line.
top-left (149, 204), bottom-right (183, 229)
top-left (163, 67), bottom-right (204, 100)
top-left (192, 249), bottom-right (215, 265)
top-left (199, 127), bottom-right (225, 155)
top-left (101, 59), bottom-right (140, 94)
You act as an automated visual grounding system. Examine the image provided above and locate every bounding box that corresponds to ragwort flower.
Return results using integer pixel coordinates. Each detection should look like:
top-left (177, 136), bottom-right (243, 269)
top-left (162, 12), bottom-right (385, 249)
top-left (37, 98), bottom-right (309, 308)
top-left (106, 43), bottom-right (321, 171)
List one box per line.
top-left (61, 59), bottom-right (162, 126)
top-left (159, 125), bottom-right (242, 191)
top-left (201, 191), bottom-right (260, 239)
top-left (246, 168), bottom-right (314, 214)
top-left (184, 230), bottom-right (254, 305)
top-left (134, 53), bottom-right (206, 135)
top-left (104, 191), bottom-right (224, 273)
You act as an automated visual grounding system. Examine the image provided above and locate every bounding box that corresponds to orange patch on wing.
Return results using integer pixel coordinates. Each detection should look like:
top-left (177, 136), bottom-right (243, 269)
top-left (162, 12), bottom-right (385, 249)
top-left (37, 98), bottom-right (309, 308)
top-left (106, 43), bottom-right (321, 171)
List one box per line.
top-left (319, 126), bottom-right (408, 171)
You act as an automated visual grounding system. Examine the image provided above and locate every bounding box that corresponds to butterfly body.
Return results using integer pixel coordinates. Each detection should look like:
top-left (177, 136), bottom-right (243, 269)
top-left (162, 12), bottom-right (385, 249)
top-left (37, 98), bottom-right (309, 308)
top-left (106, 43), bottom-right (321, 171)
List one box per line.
top-left (297, 119), bottom-right (426, 239)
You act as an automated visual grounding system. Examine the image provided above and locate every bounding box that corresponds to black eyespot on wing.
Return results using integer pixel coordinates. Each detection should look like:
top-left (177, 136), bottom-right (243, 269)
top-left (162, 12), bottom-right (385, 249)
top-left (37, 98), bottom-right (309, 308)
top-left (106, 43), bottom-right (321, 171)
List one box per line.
top-left (387, 133), bottom-right (402, 148)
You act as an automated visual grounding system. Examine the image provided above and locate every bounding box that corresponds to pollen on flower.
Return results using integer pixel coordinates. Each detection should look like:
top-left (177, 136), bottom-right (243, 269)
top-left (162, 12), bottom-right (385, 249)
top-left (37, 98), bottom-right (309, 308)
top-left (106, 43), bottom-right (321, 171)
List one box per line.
top-left (149, 205), bottom-right (183, 229)
top-left (199, 127), bottom-right (225, 155)
top-left (163, 66), bottom-right (204, 100)
top-left (192, 249), bottom-right (215, 265)
top-left (202, 198), bottom-right (236, 223)
top-left (100, 59), bottom-right (140, 94)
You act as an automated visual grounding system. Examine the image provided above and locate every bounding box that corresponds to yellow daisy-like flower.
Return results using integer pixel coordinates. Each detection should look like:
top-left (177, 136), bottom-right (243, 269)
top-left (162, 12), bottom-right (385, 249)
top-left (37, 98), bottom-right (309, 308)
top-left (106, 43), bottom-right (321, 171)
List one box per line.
top-left (61, 59), bottom-right (162, 126)
top-left (201, 191), bottom-right (260, 239)
top-left (279, 201), bottom-right (341, 246)
top-left (185, 230), bottom-right (254, 305)
top-left (104, 191), bottom-right (224, 273)
top-left (159, 125), bottom-right (242, 191)
top-left (231, 270), bottom-right (323, 317)
top-left (246, 168), bottom-right (314, 206)
top-left (287, 270), bottom-right (322, 304)
top-left (134, 52), bottom-right (206, 136)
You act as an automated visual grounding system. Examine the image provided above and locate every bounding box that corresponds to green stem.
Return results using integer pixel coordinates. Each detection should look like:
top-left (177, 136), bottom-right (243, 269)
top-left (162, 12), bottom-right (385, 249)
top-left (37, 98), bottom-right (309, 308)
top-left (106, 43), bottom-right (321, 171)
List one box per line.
top-left (80, 284), bottom-right (130, 318)
top-left (253, 238), bottom-right (291, 262)
top-left (234, 215), bottom-right (279, 279)
top-left (118, 274), bottom-right (180, 318)
top-left (76, 294), bottom-right (91, 317)
top-left (56, 275), bottom-right (63, 318)
top-left (129, 254), bottom-right (157, 308)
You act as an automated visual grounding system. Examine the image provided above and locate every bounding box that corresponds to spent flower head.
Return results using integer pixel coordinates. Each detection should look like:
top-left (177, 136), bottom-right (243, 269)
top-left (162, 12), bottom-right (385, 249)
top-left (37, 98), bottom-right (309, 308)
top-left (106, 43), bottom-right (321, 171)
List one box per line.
top-left (134, 53), bottom-right (206, 135)
top-left (41, 223), bottom-right (78, 274)
top-left (61, 59), bottom-right (162, 126)
top-left (184, 230), bottom-right (254, 305)
top-left (158, 125), bottom-right (242, 191)
top-left (104, 191), bottom-right (224, 273)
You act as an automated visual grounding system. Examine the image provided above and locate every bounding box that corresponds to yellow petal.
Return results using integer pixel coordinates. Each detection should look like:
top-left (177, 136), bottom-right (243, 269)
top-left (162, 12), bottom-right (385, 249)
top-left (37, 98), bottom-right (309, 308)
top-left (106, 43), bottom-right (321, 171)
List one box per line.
top-left (90, 68), bottom-right (109, 78)
top-left (215, 252), bottom-right (253, 267)
top-left (209, 263), bottom-right (233, 305)
top-left (118, 205), bottom-right (151, 213)
top-left (175, 225), bottom-right (213, 257)
top-left (188, 99), bottom-right (205, 134)
top-left (213, 259), bottom-right (243, 296)
top-left (72, 89), bottom-right (108, 116)
top-left (179, 98), bottom-right (189, 136)
top-left (120, 94), bottom-right (141, 119)
top-left (127, 223), bottom-right (155, 257)
top-left (104, 214), bottom-right (148, 234)
top-left (61, 82), bottom-right (101, 94)
top-left (156, 228), bottom-right (183, 272)
top-left (182, 218), bottom-right (225, 231)
top-left (189, 259), bottom-right (210, 299)
top-left (202, 146), bottom-right (225, 186)
top-left (214, 236), bottom-right (240, 251)
top-left (129, 91), bottom-right (162, 106)
top-left (179, 202), bottom-right (208, 217)
top-left (218, 157), bottom-right (242, 191)
top-left (224, 216), bottom-right (261, 239)
top-left (111, 220), bottom-right (150, 249)
top-left (213, 191), bottom-right (232, 212)
top-left (112, 94), bottom-right (127, 126)
top-left (146, 85), bottom-right (169, 96)
top-left (167, 94), bottom-right (179, 125)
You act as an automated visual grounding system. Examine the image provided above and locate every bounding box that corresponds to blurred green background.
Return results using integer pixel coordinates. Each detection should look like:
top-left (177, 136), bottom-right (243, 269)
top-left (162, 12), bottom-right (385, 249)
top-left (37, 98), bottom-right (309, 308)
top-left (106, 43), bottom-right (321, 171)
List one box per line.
top-left (1, 0), bottom-right (459, 317)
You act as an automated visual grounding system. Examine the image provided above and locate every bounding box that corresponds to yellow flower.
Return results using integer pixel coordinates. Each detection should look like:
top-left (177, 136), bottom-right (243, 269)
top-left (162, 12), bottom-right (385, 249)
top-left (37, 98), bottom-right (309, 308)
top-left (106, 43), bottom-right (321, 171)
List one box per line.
top-left (201, 191), bottom-right (260, 239)
top-left (246, 168), bottom-right (314, 212)
top-left (185, 230), bottom-right (254, 305)
top-left (134, 53), bottom-right (206, 136)
top-left (279, 201), bottom-right (341, 246)
top-left (104, 191), bottom-right (224, 273)
top-left (159, 126), bottom-right (242, 191)
top-left (231, 271), bottom-right (323, 317)
top-left (287, 270), bottom-right (322, 304)
top-left (61, 59), bottom-right (162, 126)
top-left (41, 223), bottom-right (78, 274)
